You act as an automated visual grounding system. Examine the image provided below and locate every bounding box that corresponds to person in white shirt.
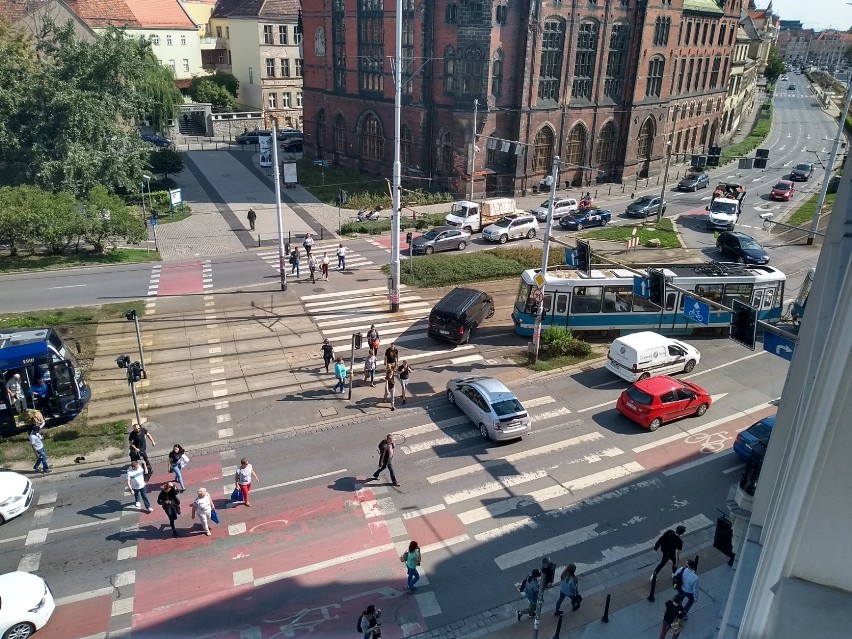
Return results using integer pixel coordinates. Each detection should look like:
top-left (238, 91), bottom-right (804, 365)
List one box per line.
top-left (303, 232), bottom-right (314, 257)
top-left (336, 244), bottom-right (347, 271)
top-left (234, 458), bottom-right (259, 507)
top-left (191, 487), bottom-right (213, 536)
top-left (29, 421), bottom-right (49, 473)
top-left (5, 373), bottom-right (25, 414)
top-left (676, 559), bottom-right (699, 616)
top-left (126, 460), bottom-right (152, 512)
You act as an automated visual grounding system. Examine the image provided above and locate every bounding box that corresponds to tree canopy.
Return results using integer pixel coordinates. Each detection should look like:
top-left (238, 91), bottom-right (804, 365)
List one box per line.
top-left (764, 45), bottom-right (784, 83)
top-left (189, 79), bottom-right (235, 110)
top-left (190, 71), bottom-right (239, 99)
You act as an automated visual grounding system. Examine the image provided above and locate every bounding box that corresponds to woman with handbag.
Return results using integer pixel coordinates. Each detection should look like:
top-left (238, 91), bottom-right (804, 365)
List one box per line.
top-left (403, 540), bottom-right (421, 593)
top-left (157, 481), bottom-right (181, 537)
top-left (234, 457), bottom-right (259, 507)
top-left (363, 352), bottom-right (377, 387)
top-left (659, 593), bottom-right (685, 638)
top-left (554, 564), bottom-right (580, 615)
top-left (191, 487), bottom-right (214, 537)
top-left (168, 444), bottom-right (188, 492)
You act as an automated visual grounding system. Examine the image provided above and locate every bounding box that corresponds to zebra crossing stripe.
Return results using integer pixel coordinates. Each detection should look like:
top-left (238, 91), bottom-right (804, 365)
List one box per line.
top-left (301, 285), bottom-right (409, 301)
top-left (493, 523), bottom-right (604, 570)
top-left (319, 311), bottom-right (431, 333)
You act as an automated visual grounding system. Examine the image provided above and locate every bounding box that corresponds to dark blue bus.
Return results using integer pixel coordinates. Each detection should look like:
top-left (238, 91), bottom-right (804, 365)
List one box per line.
top-left (0, 329), bottom-right (91, 433)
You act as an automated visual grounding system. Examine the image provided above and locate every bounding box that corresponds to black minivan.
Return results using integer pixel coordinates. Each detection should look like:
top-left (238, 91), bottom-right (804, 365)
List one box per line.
top-left (428, 288), bottom-right (495, 344)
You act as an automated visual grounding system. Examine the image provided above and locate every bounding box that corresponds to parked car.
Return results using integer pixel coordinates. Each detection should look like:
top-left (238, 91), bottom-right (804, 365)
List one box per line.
top-left (790, 162), bottom-right (814, 181)
top-left (277, 128), bottom-right (302, 141)
top-left (616, 375), bottom-right (712, 431)
top-left (235, 130), bottom-right (270, 144)
top-left (428, 287), bottom-right (494, 344)
top-left (716, 231), bottom-right (770, 265)
top-left (733, 414), bottom-right (776, 460)
top-left (788, 85), bottom-right (796, 90)
top-left (559, 208), bottom-right (612, 230)
top-left (0, 571), bottom-right (55, 638)
top-left (677, 172), bottom-right (710, 191)
top-left (626, 196), bottom-right (666, 218)
top-left (446, 376), bottom-right (531, 441)
top-left (531, 197), bottom-right (578, 222)
top-left (141, 133), bottom-right (172, 147)
top-left (411, 226), bottom-right (470, 254)
top-left (770, 180), bottom-right (795, 201)
top-left (482, 214), bottom-right (538, 243)
top-left (0, 471), bottom-right (33, 524)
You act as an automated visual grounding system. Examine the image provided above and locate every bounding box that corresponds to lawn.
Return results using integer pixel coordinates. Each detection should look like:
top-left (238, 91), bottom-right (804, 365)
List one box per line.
top-left (341, 212), bottom-right (447, 235)
top-left (787, 190), bottom-right (837, 227)
top-left (508, 351), bottom-right (601, 372)
top-left (0, 248), bottom-right (161, 273)
top-left (720, 102), bottom-right (773, 164)
top-left (580, 218), bottom-right (681, 248)
top-left (0, 420), bottom-right (126, 466)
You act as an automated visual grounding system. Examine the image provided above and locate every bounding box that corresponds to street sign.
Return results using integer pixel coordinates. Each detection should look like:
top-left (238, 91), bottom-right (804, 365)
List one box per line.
top-left (633, 276), bottom-right (650, 299)
top-left (534, 271), bottom-right (546, 288)
top-left (532, 288), bottom-right (544, 303)
top-left (564, 248), bottom-right (577, 266)
top-left (683, 295), bottom-right (710, 325)
top-left (764, 332), bottom-right (796, 362)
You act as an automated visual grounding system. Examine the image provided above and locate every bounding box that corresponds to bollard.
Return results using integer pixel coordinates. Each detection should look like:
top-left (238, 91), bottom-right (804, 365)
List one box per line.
top-left (257, 234), bottom-right (261, 247)
top-left (550, 611), bottom-right (564, 639)
top-left (320, 228), bottom-right (324, 240)
top-left (648, 572), bottom-right (658, 602)
top-left (694, 555), bottom-right (700, 572)
top-left (288, 231), bottom-right (292, 244)
top-left (594, 189), bottom-right (598, 198)
top-left (601, 594), bottom-right (611, 623)
top-left (608, 185), bottom-right (612, 196)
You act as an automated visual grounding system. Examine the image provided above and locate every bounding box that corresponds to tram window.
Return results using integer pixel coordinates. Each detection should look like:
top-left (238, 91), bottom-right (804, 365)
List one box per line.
top-left (555, 294), bottom-right (568, 314)
top-left (695, 284), bottom-right (723, 304)
top-left (763, 289), bottom-right (775, 309)
top-left (633, 293), bottom-right (658, 312)
top-left (517, 283), bottom-right (535, 314)
top-left (603, 286), bottom-right (632, 313)
top-left (723, 283), bottom-right (753, 307)
top-left (542, 293), bottom-right (553, 313)
top-left (665, 292), bottom-right (677, 311)
top-left (570, 286), bottom-right (602, 314)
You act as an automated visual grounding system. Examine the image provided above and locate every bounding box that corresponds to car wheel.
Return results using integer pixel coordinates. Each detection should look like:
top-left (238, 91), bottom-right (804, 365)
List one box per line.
top-left (576, 223), bottom-right (584, 231)
top-left (499, 234), bottom-right (508, 244)
top-left (692, 185), bottom-right (698, 192)
top-left (695, 403), bottom-right (709, 417)
top-left (3, 622), bottom-right (36, 639)
top-left (457, 241), bottom-right (467, 251)
top-left (638, 372), bottom-right (651, 381)
top-left (479, 423), bottom-right (490, 440)
top-left (424, 246), bottom-right (434, 255)
top-left (601, 217), bottom-right (608, 226)
top-left (649, 418), bottom-right (662, 431)
top-left (463, 226), bottom-right (473, 234)
top-left (447, 389), bottom-right (456, 404)
top-left (737, 257), bottom-right (745, 264)
top-left (0, 513), bottom-right (5, 525)
top-left (526, 228), bottom-right (537, 239)
top-left (683, 360), bottom-right (696, 373)
top-left (486, 304), bottom-right (495, 319)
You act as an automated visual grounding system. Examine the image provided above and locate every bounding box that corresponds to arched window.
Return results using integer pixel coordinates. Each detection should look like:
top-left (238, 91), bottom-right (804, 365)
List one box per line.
top-left (605, 24), bottom-right (629, 99)
top-left (595, 121), bottom-right (615, 166)
top-left (438, 131), bottom-right (454, 173)
top-left (333, 114), bottom-right (346, 154)
top-left (693, 58), bottom-right (702, 91)
top-left (646, 56), bottom-right (664, 98)
top-left (360, 113), bottom-right (384, 161)
top-left (491, 49), bottom-right (504, 98)
top-left (400, 125), bottom-right (412, 168)
top-left (653, 17), bottom-right (662, 46)
top-left (565, 124), bottom-right (586, 167)
top-left (532, 127), bottom-right (554, 173)
top-left (538, 20), bottom-right (565, 101)
top-left (462, 48), bottom-right (484, 95)
top-left (443, 46), bottom-right (456, 93)
top-left (637, 118), bottom-right (655, 161)
top-left (317, 109), bottom-right (326, 153)
top-left (700, 120), bottom-right (709, 146)
top-left (572, 21), bottom-right (599, 100)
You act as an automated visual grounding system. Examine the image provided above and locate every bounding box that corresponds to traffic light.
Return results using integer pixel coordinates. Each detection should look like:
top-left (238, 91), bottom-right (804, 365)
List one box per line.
top-left (648, 268), bottom-right (666, 307)
top-left (730, 299), bottom-right (758, 350)
top-left (575, 240), bottom-right (591, 276)
top-left (337, 190), bottom-right (348, 206)
top-left (354, 332), bottom-right (362, 350)
top-left (129, 362), bottom-right (144, 383)
top-left (754, 148), bottom-right (769, 169)
top-left (125, 310), bottom-right (137, 321)
top-left (116, 355), bottom-right (131, 369)
top-left (707, 146), bottom-right (721, 167)
top-left (406, 232), bottom-right (412, 244)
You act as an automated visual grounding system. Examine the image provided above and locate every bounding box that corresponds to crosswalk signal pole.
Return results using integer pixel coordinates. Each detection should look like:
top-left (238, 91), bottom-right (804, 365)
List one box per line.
top-left (389, 0), bottom-right (403, 312)
top-left (531, 156), bottom-right (560, 364)
top-left (271, 125), bottom-right (287, 291)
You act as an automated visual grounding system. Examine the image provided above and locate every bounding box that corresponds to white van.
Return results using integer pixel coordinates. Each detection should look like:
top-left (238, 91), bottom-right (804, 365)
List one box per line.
top-left (605, 331), bottom-right (700, 382)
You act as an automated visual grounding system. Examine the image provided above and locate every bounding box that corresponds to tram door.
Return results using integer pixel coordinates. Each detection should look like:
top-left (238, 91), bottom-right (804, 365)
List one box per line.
top-left (49, 360), bottom-right (81, 415)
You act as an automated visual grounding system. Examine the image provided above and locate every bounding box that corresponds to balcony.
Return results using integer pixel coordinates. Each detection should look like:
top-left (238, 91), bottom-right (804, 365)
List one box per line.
top-left (200, 37), bottom-right (227, 50)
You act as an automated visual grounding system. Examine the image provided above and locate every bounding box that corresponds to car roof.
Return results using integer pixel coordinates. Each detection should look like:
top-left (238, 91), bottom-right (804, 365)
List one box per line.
top-left (631, 375), bottom-right (697, 394)
top-left (454, 375), bottom-right (512, 396)
top-left (427, 226), bottom-right (460, 233)
top-left (774, 180), bottom-right (793, 186)
top-left (721, 230), bottom-right (755, 241)
top-left (794, 163), bottom-right (812, 169)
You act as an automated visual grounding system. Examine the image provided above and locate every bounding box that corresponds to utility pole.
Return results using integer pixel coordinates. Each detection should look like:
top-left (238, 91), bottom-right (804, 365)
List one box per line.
top-left (657, 107), bottom-right (678, 224)
top-left (468, 98), bottom-right (479, 201)
top-left (531, 156), bottom-right (560, 364)
top-left (271, 125), bottom-right (287, 290)
top-left (807, 70), bottom-right (851, 245)
top-left (389, 0), bottom-right (402, 312)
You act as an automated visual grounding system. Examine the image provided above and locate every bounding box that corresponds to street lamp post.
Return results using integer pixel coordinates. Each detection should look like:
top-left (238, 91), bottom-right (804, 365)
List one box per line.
top-left (656, 108), bottom-right (678, 224)
top-left (468, 98), bottom-right (479, 202)
top-left (389, 0), bottom-right (403, 312)
top-left (531, 156), bottom-right (560, 364)
top-left (271, 125), bottom-right (288, 290)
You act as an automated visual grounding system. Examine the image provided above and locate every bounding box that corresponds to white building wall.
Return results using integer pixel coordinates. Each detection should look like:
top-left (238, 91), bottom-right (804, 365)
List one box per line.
top-left (126, 28), bottom-right (204, 81)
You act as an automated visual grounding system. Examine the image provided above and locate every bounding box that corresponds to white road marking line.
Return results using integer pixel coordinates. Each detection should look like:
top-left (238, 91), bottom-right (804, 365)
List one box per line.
top-left (214, 401), bottom-right (230, 410)
top-left (229, 522), bottom-right (247, 536)
top-left (444, 470), bottom-right (551, 505)
top-left (301, 285), bottom-right (407, 301)
top-left (395, 416), bottom-right (470, 438)
top-left (233, 568), bottom-right (254, 586)
top-left (723, 462), bottom-right (746, 474)
top-left (114, 570), bottom-right (136, 587)
top-left (534, 406), bottom-right (572, 420)
top-left (474, 517), bottom-right (538, 542)
top-left (37, 491), bottom-right (57, 506)
top-left (450, 354), bottom-right (483, 365)
top-left (55, 588), bottom-right (114, 606)
top-left (494, 524), bottom-right (602, 570)
top-left (209, 346), bottom-right (222, 354)
top-left (17, 552), bottom-right (41, 572)
top-left (361, 498), bottom-right (397, 519)
top-left (255, 543), bottom-right (397, 584)
top-left (253, 469), bottom-right (347, 493)
top-left (48, 284), bottom-right (86, 290)
top-left (400, 345), bottom-right (476, 362)
top-left (211, 380), bottom-right (227, 386)
top-left (683, 351), bottom-right (765, 379)
top-left (216, 414), bottom-right (231, 424)
top-left (111, 597), bottom-right (134, 616)
top-left (401, 504), bottom-right (447, 519)
top-left (400, 429), bottom-right (480, 454)
top-left (117, 546), bottom-right (137, 561)
top-left (420, 535), bottom-right (469, 554)
top-left (218, 428), bottom-right (234, 438)
top-left (306, 296), bottom-right (427, 313)
top-left (25, 528), bottom-right (49, 546)
top-left (664, 449), bottom-right (734, 476)
top-left (523, 396), bottom-right (555, 408)
top-left (414, 591), bottom-right (442, 617)
top-left (210, 367), bottom-right (225, 375)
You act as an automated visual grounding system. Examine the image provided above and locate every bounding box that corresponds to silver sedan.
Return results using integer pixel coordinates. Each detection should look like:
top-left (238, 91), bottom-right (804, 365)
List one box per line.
top-left (446, 376), bottom-right (531, 441)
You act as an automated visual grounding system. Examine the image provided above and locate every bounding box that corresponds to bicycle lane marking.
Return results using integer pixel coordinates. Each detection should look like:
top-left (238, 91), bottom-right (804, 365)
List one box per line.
top-left (632, 405), bottom-right (778, 474)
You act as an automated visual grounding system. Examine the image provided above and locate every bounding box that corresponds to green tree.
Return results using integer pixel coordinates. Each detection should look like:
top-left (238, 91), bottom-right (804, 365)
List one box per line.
top-left (764, 45), bottom-right (784, 83)
top-left (190, 71), bottom-right (239, 99)
top-left (189, 79), bottom-right (235, 109)
top-left (37, 190), bottom-right (83, 255)
top-left (149, 148), bottom-right (186, 178)
top-left (0, 185), bottom-right (44, 256)
top-left (81, 185), bottom-right (146, 253)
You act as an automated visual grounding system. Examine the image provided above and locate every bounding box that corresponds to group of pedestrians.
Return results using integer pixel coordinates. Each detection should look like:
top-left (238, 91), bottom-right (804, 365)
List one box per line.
top-left (287, 233), bottom-right (348, 282)
top-left (358, 538), bottom-right (421, 637)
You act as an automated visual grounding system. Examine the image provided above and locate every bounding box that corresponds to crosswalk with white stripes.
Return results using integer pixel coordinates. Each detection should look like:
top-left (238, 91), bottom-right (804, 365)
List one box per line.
top-left (301, 286), bottom-right (480, 363)
top-left (256, 243), bottom-right (374, 272)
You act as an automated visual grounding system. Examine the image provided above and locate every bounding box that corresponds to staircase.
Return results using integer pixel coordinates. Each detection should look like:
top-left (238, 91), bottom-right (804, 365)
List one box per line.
top-left (178, 116), bottom-right (206, 136)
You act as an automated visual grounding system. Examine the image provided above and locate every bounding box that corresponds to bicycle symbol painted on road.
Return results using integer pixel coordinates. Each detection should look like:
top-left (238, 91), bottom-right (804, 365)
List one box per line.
top-left (263, 604), bottom-right (342, 638)
top-left (684, 431), bottom-right (732, 454)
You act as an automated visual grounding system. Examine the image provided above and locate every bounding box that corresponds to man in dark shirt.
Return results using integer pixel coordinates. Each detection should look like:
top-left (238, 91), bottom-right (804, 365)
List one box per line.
top-left (129, 422), bottom-right (156, 475)
top-left (652, 525), bottom-right (686, 577)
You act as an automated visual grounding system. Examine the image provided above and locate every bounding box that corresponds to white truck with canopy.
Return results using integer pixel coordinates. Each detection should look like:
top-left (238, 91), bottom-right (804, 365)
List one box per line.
top-left (445, 197), bottom-right (518, 233)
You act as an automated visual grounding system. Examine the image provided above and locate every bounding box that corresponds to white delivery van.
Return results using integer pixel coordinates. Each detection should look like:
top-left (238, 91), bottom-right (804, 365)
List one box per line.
top-left (605, 331), bottom-right (701, 382)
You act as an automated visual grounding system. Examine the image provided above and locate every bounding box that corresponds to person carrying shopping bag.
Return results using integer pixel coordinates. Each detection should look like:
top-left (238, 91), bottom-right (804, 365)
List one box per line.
top-left (334, 357), bottom-right (348, 394)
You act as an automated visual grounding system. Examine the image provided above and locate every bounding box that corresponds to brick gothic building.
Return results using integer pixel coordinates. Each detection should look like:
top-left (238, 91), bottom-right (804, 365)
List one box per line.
top-left (301, 0), bottom-right (740, 198)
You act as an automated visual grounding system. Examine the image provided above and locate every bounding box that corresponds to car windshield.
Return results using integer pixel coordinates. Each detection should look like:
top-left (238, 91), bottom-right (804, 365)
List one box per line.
top-left (625, 387), bottom-right (654, 405)
top-left (492, 397), bottom-right (524, 416)
top-left (539, 200), bottom-right (553, 208)
top-left (740, 237), bottom-right (762, 250)
top-left (773, 183), bottom-right (791, 191)
top-left (421, 230), bottom-right (440, 240)
top-left (711, 202), bottom-right (738, 215)
top-left (492, 218), bottom-right (513, 228)
top-left (633, 197), bottom-right (654, 206)
top-left (568, 212), bottom-right (586, 219)
top-left (684, 174), bottom-right (702, 182)
top-left (746, 420), bottom-right (773, 441)
top-left (794, 164), bottom-right (810, 171)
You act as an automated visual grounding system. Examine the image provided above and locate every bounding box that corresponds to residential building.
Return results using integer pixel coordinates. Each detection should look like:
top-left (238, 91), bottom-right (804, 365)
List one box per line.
top-left (0, 0), bottom-right (96, 44)
top-left (301, 0), bottom-right (739, 197)
top-left (777, 28), bottom-right (814, 67)
top-left (720, 16), bottom-right (760, 143)
top-left (808, 30), bottom-right (852, 71)
top-left (746, 5), bottom-right (779, 73)
top-left (209, 0), bottom-right (303, 129)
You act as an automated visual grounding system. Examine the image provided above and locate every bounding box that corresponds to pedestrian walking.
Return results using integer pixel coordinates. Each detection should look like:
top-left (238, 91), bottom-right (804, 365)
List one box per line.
top-left (659, 593), bottom-right (685, 639)
top-left (157, 481), bottom-right (181, 537)
top-left (29, 419), bottom-right (49, 474)
top-left (675, 559), bottom-right (699, 617)
top-left (653, 525), bottom-right (686, 578)
top-left (333, 357), bottom-right (348, 394)
top-left (126, 460), bottom-right (153, 513)
top-left (516, 568), bottom-right (541, 621)
top-left (129, 422), bottom-right (156, 476)
top-left (191, 487), bottom-right (214, 536)
top-left (554, 564), bottom-right (580, 615)
top-left (384, 342), bottom-right (399, 371)
top-left (247, 208), bottom-right (257, 231)
top-left (321, 252), bottom-right (330, 280)
top-left (363, 352), bottom-right (377, 387)
top-left (357, 605), bottom-right (382, 639)
top-left (168, 444), bottom-right (188, 492)
top-left (303, 232), bottom-right (314, 257)
top-left (308, 254), bottom-right (318, 283)
top-left (397, 361), bottom-right (411, 404)
top-left (5, 372), bottom-right (25, 416)
top-left (336, 243), bottom-right (347, 270)
top-left (383, 369), bottom-right (396, 411)
top-left (234, 457), bottom-right (259, 507)
top-left (289, 247), bottom-right (301, 278)
top-left (402, 540), bottom-right (421, 592)
top-left (321, 339), bottom-right (335, 373)
top-left (366, 324), bottom-right (380, 355)
top-left (372, 434), bottom-right (399, 486)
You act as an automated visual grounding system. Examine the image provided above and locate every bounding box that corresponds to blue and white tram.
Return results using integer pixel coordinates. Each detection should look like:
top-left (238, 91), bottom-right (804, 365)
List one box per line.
top-left (512, 262), bottom-right (786, 337)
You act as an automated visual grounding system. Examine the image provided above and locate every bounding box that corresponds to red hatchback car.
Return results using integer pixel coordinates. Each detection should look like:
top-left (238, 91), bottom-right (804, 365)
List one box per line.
top-left (770, 180), bottom-right (794, 201)
top-left (616, 375), bottom-right (712, 431)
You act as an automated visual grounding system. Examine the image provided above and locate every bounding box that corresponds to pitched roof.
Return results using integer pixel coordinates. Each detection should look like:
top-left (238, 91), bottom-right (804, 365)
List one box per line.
top-left (739, 15), bottom-right (761, 40)
top-left (124, 0), bottom-right (195, 28)
top-left (64, 0), bottom-right (140, 27)
top-left (682, 0), bottom-right (723, 16)
top-left (211, 0), bottom-right (297, 19)
top-left (61, 0), bottom-right (195, 29)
